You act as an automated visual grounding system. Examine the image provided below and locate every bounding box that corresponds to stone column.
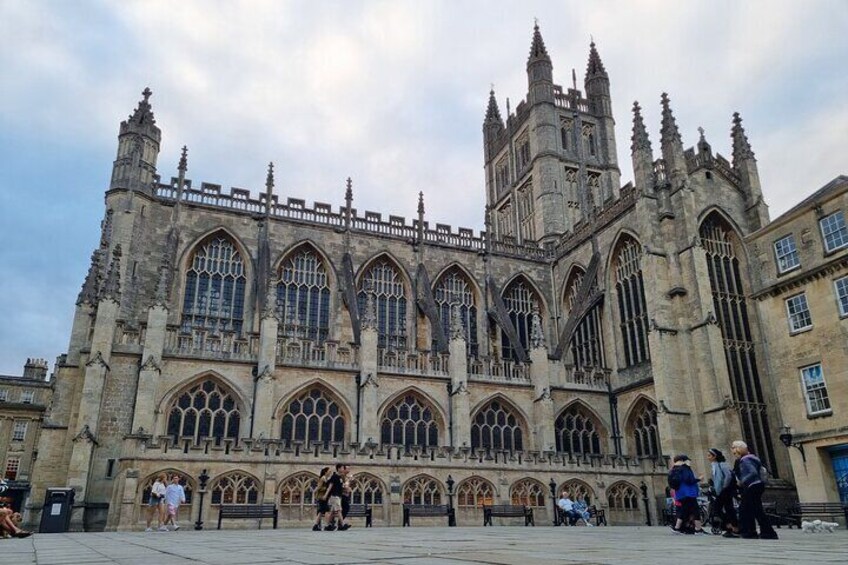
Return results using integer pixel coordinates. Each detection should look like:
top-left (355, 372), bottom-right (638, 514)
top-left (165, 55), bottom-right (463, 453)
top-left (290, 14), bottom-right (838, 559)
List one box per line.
top-left (448, 307), bottom-right (471, 448)
top-left (131, 303), bottom-right (167, 434)
top-left (529, 308), bottom-right (554, 452)
top-left (358, 292), bottom-right (380, 444)
top-left (116, 470), bottom-right (139, 531)
top-left (252, 302), bottom-right (279, 439)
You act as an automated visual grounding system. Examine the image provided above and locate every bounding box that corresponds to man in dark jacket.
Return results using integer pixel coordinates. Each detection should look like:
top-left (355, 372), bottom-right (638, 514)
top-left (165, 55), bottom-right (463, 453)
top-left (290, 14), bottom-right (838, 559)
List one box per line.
top-left (669, 454), bottom-right (708, 535)
top-left (731, 440), bottom-right (778, 539)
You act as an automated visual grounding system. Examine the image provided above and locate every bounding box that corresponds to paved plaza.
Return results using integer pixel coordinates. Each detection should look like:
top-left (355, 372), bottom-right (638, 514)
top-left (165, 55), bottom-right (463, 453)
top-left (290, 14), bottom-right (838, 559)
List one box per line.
top-left (2, 526), bottom-right (846, 565)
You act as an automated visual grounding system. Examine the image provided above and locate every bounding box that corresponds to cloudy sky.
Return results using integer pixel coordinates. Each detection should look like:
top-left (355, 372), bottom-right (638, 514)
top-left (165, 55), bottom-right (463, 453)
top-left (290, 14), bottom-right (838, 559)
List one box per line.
top-left (0, 0), bottom-right (846, 375)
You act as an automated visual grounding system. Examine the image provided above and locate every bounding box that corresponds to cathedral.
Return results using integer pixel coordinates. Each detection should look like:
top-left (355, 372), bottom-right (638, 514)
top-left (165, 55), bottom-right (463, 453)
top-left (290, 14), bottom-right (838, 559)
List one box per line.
top-left (28, 24), bottom-right (789, 530)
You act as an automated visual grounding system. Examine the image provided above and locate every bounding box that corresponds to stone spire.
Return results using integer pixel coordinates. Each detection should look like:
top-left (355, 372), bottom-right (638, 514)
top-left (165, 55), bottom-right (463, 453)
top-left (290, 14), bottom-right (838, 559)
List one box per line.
top-left (528, 22), bottom-right (550, 62)
top-left (660, 93), bottom-right (682, 148)
top-left (264, 161), bottom-right (275, 216)
top-left (417, 191), bottom-right (425, 216)
top-left (178, 145), bottom-right (188, 173)
top-left (731, 112), bottom-right (755, 165)
top-left (128, 87), bottom-right (156, 127)
top-left (526, 22), bottom-right (554, 105)
top-left (631, 101), bottom-right (652, 154)
top-left (101, 245), bottom-right (122, 301)
top-left (77, 250), bottom-right (103, 306)
top-left (484, 89), bottom-right (504, 128)
top-left (585, 40), bottom-right (608, 79)
top-left (530, 304), bottom-right (545, 349)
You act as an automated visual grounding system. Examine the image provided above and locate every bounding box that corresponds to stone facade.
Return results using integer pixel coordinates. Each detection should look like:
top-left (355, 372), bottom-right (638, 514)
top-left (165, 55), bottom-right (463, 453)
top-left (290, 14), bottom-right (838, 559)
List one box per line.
top-left (0, 359), bottom-right (53, 521)
top-left (27, 24), bottom-right (800, 531)
top-left (747, 175), bottom-right (848, 507)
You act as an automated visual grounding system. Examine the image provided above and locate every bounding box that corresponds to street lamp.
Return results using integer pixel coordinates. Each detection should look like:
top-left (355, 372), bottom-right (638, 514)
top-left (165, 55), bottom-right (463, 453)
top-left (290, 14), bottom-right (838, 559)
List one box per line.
top-left (194, 469), bottom-right (210, 530)
top-left (549, 478), bottom-right (559, 526)
top-left (779, 424), bottom-right (806, 463)
top-left (446, 475), bottom-right (456, 527)
top-left (640, 481), bottom-right (651, 526)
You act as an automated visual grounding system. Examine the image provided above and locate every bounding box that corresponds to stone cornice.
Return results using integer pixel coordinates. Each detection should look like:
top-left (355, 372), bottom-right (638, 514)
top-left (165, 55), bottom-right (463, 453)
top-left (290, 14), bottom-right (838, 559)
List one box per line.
top-left (752, 251), bottom-right (848, 300)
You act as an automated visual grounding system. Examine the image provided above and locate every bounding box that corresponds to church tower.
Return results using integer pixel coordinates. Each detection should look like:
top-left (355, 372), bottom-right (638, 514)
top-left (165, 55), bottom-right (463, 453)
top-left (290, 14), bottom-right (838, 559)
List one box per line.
top-left (110, 88), bottom-right (161, 194)
top-left (483, 24), bottom-right (621, 245)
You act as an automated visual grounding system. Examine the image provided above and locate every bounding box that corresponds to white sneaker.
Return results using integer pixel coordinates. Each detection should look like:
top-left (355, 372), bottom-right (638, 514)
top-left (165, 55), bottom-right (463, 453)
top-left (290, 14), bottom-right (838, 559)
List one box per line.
top-left (586, 523), bottom-right (595, 527)
top-left (173, 524), bottom-right (180, 531)
top-left (145, 527), bottom-right (153, 532)
top-left (158, 526), bottom-right (169, 532)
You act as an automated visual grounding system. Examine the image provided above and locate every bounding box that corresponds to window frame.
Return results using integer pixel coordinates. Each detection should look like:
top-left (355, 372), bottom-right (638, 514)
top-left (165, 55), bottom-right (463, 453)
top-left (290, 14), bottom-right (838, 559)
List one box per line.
top-left (799, 363), bottom-right (832, 417)
top-left (20, 390), bottom-right (34, 404)
top-left (11, 420), bottom-right (27, 442)
top-left (0, 389), bottom-right (7, 402)
top-left (819, 211), bottom-right (848, 254)
top-left (785, 292), bottom-right (813, 334)
top-left (773, 234), bottom-right (800, 275)
top-left (834, 276), bottom-right (848, 318)
top-left (4, 456), bottom-right (20, 480)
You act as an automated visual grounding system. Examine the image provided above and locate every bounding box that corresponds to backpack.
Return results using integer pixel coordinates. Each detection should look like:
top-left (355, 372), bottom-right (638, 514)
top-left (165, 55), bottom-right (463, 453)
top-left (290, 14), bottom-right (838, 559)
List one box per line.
top-left (758, 461), bottom-right (770, 485)
top-left (668, 467), bottom-right (682, 490)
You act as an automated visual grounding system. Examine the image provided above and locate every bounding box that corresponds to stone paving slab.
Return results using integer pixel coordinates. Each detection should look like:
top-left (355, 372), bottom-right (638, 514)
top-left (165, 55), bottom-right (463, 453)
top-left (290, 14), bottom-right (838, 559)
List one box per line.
top-left (2, 526), bottom-right (846, 564)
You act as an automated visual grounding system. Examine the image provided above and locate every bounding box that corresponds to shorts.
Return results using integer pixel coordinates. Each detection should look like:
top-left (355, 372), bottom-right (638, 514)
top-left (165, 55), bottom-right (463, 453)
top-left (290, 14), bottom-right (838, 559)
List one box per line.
top-left (148, 497), bottom-right (162, 508)
top-left (341, 495), bottom-right (350, 519)
top-left (316, 499), bottom-right (330, 514)
top-left (677, 497), bottom-right (698, 521)
top-left (328, 496), bottom-right (342, 513)
top-left (167, 504), bottom-right (178, 517)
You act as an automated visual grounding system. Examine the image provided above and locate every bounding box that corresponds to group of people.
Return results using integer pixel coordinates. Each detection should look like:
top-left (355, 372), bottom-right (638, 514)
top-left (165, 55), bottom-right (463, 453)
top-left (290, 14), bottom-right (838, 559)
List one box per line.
top-left (668, 440), bottom-right (778, 539)
top-left (0, 478), bottom-right (31, 538)
top-left (556, 491), bottom-right (595, 527)
top-left (312, 463), bottom-right (353, 531)
top-left (144, 473), bottom-right (187, 532)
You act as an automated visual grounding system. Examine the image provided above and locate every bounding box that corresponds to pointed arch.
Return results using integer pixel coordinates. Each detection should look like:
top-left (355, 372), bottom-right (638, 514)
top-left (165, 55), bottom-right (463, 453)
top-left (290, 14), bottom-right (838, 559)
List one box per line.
top-left (138, 469), bottom-right (196, 505)
top-left (697, 206), bottom-right (751, 257)
top-left (402, 474), bottom-right (444, 505)
top-left (554, 399), bottom-right (607, 455)
top-left (560, 262), bottom-right (587, 316)
top-left (275, 381), bottom-right (350, 447)
top-left (431, 262), bottom-right (483, 304)
top-left (378, 387), bottom-right (445, 449)
top-left (559, 260), bottom-right (605, 369)
top-left (500, 273), bottom-right (546, 361)
top-left (456, 476), bottom-right (497, 508)
top-left (273, 239), bottom-right (339, 282)
top-left (274, 241), bottom-right (335, 342)
top-left (356, 252), bottom-right (412, 349)
top-left (277, 471), bottom-right (319, 519)
top-left (604, 227), bottom-right (644, 283)
top-left (557, 478), bottom-right (594, 505)
top-left (470, 394), bottom-right (528, 452)
top-left (161, 372), bottom-right (245, 444)
top-left (624, 396), bottom-right (660, 458)
top-left (609, 230), bottom-right (650, 368)
top-left (210, 470), bottom-right (261, 505)
top-left (178, 227), bottom-right (250, 335)
top-left (348, 472), bottom-right (386, 506)
top-left (432, 264), bottom-right (480, 355)
top-left (509, 477), bottom-right (546, 507)
top-left (606, 480), bottom-right (640, 511)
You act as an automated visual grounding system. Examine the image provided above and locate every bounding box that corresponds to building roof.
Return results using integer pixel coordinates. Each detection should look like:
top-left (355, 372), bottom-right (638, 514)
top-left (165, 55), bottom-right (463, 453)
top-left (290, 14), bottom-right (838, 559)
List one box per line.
top-left (749, 175), bottom-right (848, 238)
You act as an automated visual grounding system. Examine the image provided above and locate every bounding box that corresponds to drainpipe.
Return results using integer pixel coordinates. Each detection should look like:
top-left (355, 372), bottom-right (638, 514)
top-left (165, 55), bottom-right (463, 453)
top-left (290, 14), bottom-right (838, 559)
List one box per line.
top-left (355, 374), bottom-right (362, 443)
top-left (249, 366), bottom-right (259, 438)
top-left (446, 382), bottom-right (454, 447)
top-left (608, 381), bottom-right (622, 456)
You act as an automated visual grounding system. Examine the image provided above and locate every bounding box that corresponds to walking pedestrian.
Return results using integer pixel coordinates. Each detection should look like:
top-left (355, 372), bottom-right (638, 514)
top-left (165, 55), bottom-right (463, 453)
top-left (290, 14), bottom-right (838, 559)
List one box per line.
top-left (707, 448), bottom-right (739, 537)
top-left (731, 440), bottom-right (778, 540)
top-left (146, 473), bottom-right (167, 532)
top-left (323, 464), bottom-right (345, 531)
top-left (668, 454), bottom-right (709, 535)
top-left (312, 466), bottom-right (332, 531)
top-left (163, 474), bottom-right (186, 531)
top-left (338, 464), bottom-right (352, 531)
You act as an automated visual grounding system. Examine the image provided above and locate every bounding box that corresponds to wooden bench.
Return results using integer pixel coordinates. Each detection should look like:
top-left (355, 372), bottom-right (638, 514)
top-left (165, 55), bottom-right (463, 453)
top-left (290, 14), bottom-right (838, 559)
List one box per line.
top-left (345, 503), bottom-right (373, 527)
top-left (402, 504), bottom-right (456, 527)
top-left (788, 503), bottom-right (847, 527)
top-left (217, 504), bottom-right (278, 529)
top-left (483, 504), bottom-right (534, 526)
top-left (557, 505), bottom-right (606, 526)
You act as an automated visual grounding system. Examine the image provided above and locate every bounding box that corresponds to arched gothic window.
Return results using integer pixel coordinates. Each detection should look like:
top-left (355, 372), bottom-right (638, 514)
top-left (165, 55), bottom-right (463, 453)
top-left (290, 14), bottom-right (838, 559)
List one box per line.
top-left (403, 475), bottom-right (443, 505)
top-left (181, 234), bottom-right (247, 334)
top-left (433, 268), bottom-right (478, 354)
top-left (471, 399), bottom-right (524, 451)
top-left (278, 472), bottom-right (318, 513)
top-left (501, 279), bottom-right (541, 361)
top-left (562, 268), bottom-right (605, 369)
top-left (700, 213), bottom-right (777, 473)
top-left (559, 480), bottom-right (593, 505)
top-left (614, 237), bottom-right (650, 367)
top-left (358, 259), bottom-right (407, 349)
top-left (140, 471), bottom-right (193, 505)
top-left (510, 478), bottom-right (546, 507)
top-left (280, 387), bottom-right (345, 448)
top-left (629, 399), bottom-right (659, 458)
top-left (211, 472), bottom-right (259, 505)
top-left (380, 393), bottom-right (439, 448)
top-left (350, 473), bottom-right (384, 506)
top-left (607, 482), bottom-right (639, 510)
top-left (166, 379), bottom-right (240, 444)
top-left (276, 247), bottom-right (331, 342)
top-left (555, 404), bottom-right (602, 455)
top-left (456, 477), bottom-right (495, 508)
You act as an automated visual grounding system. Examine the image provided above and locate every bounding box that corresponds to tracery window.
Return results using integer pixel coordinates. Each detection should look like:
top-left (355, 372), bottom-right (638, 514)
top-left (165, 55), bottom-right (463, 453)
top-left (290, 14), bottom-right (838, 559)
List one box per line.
top-left (560, 118), bottom-right (572, 151)
top-left (211, 472), bottom-right (259, 505)
top-left (278, 472), bottom-right (318, 510)
top-left (614, 236), bottom-right (650, 367)
top-left (629, 399), bottom-right (659, 458)
top-left (403, 475), bottom-right (443, 505)
top-left (433, 269), bottom-right (478, 355)
top-left (700, 214), bottom-right (777, 473)
top-left (607, 482), bottom-right (639, 510)
top-left (501, 279), bottom-right (541, 361)
top-left (350, 473), bottom-right (384, 506)
top-left (276, 247), bottom-right (331, 342)
top-left (555, 404), bottom-right (602, 455)
top-left (563, 268), bottom-right (604, 369)
top-left (140, 471), bottom-right (193, 504)
top-left (456, 477), bottom-right (495, 508)
top-left (181, 234), bottom-right (247, 334)
top-left (280, 387), bottom-right (345, 448)
top-left (517, 183), bottom-right (535, 241)
top-left (559, 480), bottom-right (593, 505)
top-left (510, 478), bottom-right (546, 507)
top-left (358, 259), bottom-right (407, 349)
top-left (166, 379), bottom-right (241, 444)
top-left (496, 200), bottom-right (516, 239)
top-left (380, 393), bottom-right (439, 448)
top-left (471, 399), bottom-right (524, 451)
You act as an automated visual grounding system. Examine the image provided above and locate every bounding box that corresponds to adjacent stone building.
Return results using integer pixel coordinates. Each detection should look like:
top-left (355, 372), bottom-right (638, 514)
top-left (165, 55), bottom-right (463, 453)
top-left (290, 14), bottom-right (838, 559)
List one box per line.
top-left (748, 175), bottom-right (848, 506)
top-left (0, 359), bottom-right (53, 517)
top-left (28, 24), bottom-right (796, 530)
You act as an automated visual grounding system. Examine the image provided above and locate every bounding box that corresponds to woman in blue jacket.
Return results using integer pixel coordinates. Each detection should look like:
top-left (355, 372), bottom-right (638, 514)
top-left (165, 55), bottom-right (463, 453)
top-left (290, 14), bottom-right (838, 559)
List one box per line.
top-left (669, 454), bottom-right (709, 535)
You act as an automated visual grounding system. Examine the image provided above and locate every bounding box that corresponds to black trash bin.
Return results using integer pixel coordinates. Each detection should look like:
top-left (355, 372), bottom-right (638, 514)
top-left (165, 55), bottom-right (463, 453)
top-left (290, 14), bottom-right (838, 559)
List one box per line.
top-left (39, 488), bottom-right (75, 533)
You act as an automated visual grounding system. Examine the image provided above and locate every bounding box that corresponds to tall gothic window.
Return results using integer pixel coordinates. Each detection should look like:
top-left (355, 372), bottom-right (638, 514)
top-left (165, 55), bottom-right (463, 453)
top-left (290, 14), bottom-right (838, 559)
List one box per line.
top-left (279, 387), bottom-right (345, 448)
top-left (563, 268), bottom-right (605, 368)
top-left (501, 278), bottom-right (541, 361)
top-left (349, 473), bottom-right (385, 506)
top-left (629, 399), bottom-right (659, 458)
top-left (559, 479), bottom-right (593, 505)
top-left (403, 475), bottom-right (443, 505)
top-left (555, 403), bottom-right (603, 455)
top-left (276, 246), bottom-right (331, 342)
top-left (358, 259), bottom-right (407, 349)
top-left (278, 472), bottom-right (318, 519)
top-left (607, 482), bottom-right (639, 510)
top-left (614, 237), bottom-right (650, 367)
top-left (471, 399), bottom-right (524, 451)
top-left (380, 393), bottom-right (439, 448)
top-left (433, 268), bottom-right (478, 355)
top-left (181, 234), bottom-right (247, 334)
top-left (700, 213), bottom-right (777, 472)
top-left (456, 477), bottom-right (495, 508)
top-left (166, 379), bottom-right (241, 444)
top-left (211, 472), bottom-right (259, 505)
top-left (510, 478), bottom-right (546, 507)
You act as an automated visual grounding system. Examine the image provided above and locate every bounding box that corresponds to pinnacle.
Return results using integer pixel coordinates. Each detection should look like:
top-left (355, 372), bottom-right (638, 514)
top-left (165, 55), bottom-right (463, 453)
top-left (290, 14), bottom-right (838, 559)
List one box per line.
top-left (631, 101), bottom-right (652, 154)
top-left (266, 162), bottom-right (275, 192)
top-left (178, 145), bottom-right (188, 173)
top-left (660, 92), bottom-right (682, 148)
top-left (586, 39), bottom-right (607, 78)
top-left (731, 112), bottom-right (755, 164)
top-left (128, 87), bottom-right (156, 126)
top-left (345, 177), bottom-right (353, 203)
top-left (528, 21), bottom-right (550, 62)
top-left (417, 191), bottom-right (425, 216)
top-left (484, 89), bottom-right (503, 126)
top-left (101, 245), bottom-right (123, 301)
